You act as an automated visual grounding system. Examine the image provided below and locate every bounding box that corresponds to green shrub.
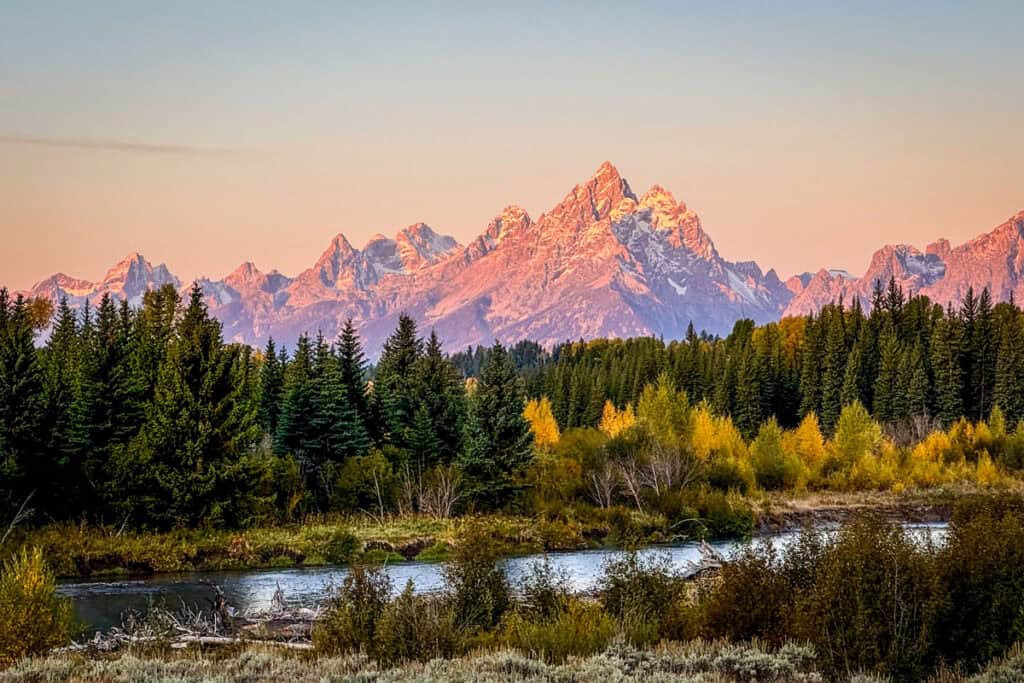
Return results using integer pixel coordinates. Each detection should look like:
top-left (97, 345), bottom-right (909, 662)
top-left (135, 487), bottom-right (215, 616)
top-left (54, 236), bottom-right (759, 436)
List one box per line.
top-left (0, 547), bottom-right (73, 667)
top-left (517, 555), bottom-right (571, 620)
top-left (322, 529), bottom-right (359, 565)
top-left (312, 562), bottom-right (392, 654)
top-left (751, 419), bottom-right (805, 491)
top-left (597, 550), bottom-right (686, 642)
top-left (331, 451), bottom-right (397, 512)
top-left (706, 455), bottom-right (755, 494)
top-left (692, 489), bottom-right (755, 538)
top-left (374, 580), bottom-right (460, 663)
top-left (444, 522), bottom-right (511, 630)
top-left (502, 598), bottom-right (615, 663)
top-left (699, 540), bottom-right (794, 643)
top-left (791, 515), bottom-right (938, 680)
top-left (934, 505), bottom-right (1024, 669)
top-left (413, 541), bottom-right (450, 562)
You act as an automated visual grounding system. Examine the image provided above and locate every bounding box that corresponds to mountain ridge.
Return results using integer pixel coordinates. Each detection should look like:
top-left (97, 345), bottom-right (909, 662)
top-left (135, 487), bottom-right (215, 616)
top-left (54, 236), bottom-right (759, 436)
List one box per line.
top-left (15, 164), bottom-right (1024, 355)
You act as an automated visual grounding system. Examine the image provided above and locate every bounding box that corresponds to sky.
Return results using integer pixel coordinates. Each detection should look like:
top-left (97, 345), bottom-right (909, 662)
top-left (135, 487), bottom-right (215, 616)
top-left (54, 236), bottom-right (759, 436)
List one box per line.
top-left (1, 1), bottom-right (1022, 290)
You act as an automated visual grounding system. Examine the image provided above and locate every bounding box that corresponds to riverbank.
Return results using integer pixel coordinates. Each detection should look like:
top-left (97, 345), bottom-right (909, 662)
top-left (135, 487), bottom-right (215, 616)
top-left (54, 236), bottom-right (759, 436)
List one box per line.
top-left (9, 499), bottom-right (1024, 681)
top-left (10, 488), bottom-right (970, 580)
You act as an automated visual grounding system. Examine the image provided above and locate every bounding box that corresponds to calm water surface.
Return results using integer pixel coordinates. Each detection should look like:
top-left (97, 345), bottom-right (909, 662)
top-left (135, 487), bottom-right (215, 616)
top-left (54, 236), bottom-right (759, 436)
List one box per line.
top-left (60, 522), bottom-right (947, 635)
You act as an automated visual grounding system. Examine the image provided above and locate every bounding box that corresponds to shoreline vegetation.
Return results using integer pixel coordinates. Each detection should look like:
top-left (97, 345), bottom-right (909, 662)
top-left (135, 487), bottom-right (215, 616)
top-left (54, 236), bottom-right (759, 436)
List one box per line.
top-left (6, 498), bottom-right (1024, 682)
top-left (10, 489), bottom-right (958, 581)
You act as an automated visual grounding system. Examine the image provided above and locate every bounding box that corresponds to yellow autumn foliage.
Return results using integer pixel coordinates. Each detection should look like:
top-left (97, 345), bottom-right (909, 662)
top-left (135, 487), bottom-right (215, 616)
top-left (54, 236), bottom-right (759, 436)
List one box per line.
top-left (598, 401), bottom-right (636, 438)
top-left (524, 396), bottom-right (561, 449)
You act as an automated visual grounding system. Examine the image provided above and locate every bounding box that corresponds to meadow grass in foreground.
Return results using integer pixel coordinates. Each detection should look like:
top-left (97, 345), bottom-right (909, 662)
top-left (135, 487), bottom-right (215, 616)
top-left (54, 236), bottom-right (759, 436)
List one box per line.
top-left (6, 640), bottom-right (1024, 682)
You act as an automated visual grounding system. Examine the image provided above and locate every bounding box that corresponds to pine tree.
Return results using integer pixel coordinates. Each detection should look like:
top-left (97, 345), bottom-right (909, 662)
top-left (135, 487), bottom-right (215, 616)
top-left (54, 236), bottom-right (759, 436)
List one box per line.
top-left (110, 284), bottom-right (260, 528)
top-left (0, 293), bottom-right (46, 502)
top-left (840, 340), bottom-right (866, 408)
top-left (274, 334), bottom-right (316, 458)
top-left (257, 338), bottom-right (285, 436)
top-left (931, 314), bottom-right (963, 425)
top-left (819, 307), bottom-right (847, 432)
top-left (336, 319), bottom-right (374, 440)
top-left (873, 324), bottom-right (901, 424)
top-left (733, 344), bottom-right (762, 439)
top-left (994, 312), bottom-right (1024, 424)
top-left (799, 315), bottom-right (823, 418)
top-left (900, 344), bottom-right (929, 420)
top-left (306, 337), bottom-right (367, 502)
top-left (459, 341), bottom-right (533, 508)
top-left (39, 299), bottom-right (79, 498)
top-left (412, 331), bottom-right (466, 466)
top-left (69, 294), bottom-right (144, 515)
top-left (971, 288), bottom-right (996, 420)
top-left (374, 314), bottom-right (423, 451)
top-left (131, 284), bottom-right (179, 402)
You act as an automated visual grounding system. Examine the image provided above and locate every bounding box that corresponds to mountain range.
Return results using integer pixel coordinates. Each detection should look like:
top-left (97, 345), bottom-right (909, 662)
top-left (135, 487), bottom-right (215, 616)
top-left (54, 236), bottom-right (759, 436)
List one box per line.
top-left (16, 162), bottom-right (1024, 355)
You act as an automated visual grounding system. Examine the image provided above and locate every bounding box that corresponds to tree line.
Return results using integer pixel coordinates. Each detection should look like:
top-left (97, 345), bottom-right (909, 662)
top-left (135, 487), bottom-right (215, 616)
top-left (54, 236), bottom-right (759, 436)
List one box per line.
top-left (456, 278), bottom-right (1024, 440)
top-left (0, 284), bottom-right (531, 528)
top-left (3, 276), bottom-right (1024, 529)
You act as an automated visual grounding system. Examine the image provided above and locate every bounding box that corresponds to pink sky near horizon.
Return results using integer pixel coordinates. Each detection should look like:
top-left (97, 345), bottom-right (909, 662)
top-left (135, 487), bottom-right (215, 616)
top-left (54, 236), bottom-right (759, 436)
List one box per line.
top-left (2, 3), bottom-right (1022, 291)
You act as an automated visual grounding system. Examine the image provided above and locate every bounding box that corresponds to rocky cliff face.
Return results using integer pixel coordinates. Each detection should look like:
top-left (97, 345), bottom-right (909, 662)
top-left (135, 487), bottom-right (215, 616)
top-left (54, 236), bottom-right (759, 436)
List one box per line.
top-left (18, 164), bottom-right (1022, 356)
top-left (25, 252), bottom-right (180, 309)
top-left (784, 211), bottom-right (1024, 316)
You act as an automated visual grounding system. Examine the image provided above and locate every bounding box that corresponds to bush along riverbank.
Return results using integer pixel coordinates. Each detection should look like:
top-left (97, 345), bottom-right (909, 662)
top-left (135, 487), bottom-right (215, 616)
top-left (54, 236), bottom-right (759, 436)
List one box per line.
top-left (6, 494), bottom-right (1024, 681)
top-left (10, 495), bottom-right (757, 579)
top-left (10, 487), bottom-right (963, 580)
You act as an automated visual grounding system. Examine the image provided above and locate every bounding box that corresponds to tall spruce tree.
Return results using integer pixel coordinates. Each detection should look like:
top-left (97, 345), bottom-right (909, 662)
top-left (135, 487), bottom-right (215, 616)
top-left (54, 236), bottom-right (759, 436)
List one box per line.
top-left (819, 306), bottom-right (847, 432)
top-left (994, 312), bottom-right (1024, 424)
top-left (0, 293), bottom-right (46, 506)
top-left (39, 298), bottom-right (79, 504)
top-left (274, 333), bottom-right (316, 458)
top-left (257, 338), bottom-right (285, 436)
top-left (930, 313), bottom-right (963, 425)
top-left (336, 319), bottom-right (374, 440)
top-left (970, 288), bottom-right (996, 420)
top-left (873, 324), bottom-right (901, 424)
top-left (459, 341), bottom-right (533, 508)
top-left (70, 293), bottom-right (143, 516)
top-left (411, 330), bottom-right (466, 467)
top-left (110, 284), bottom-right (260, 528)
top-left (374, 314), bottom-right (423, 451)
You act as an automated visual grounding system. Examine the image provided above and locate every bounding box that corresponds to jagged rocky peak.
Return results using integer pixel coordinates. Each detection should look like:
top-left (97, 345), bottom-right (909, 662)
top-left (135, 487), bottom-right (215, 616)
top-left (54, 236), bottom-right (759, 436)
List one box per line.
top-left (467, 205), bottom-right (532, 258)
top-left (631, 183), bottom-right (716, 259)
top-left (394, 222), bottom-right (459, 270)
top-left (226, 261), bottom-right (264, 283)
top-left (321, 233), bottom-right (357, 260)
top-left (547, 161), bottom-right (638, 229)
top-left (99, 252), bottom-right (178, 301)
top-left (222, 261), bottom-right (291, 294)
top-left (639, 184), bottom-right (686, 216)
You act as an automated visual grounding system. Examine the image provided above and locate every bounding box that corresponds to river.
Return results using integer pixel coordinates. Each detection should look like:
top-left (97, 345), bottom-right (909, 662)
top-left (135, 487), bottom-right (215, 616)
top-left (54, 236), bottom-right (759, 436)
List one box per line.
top-left (59, 522), bottom-right (947, 635)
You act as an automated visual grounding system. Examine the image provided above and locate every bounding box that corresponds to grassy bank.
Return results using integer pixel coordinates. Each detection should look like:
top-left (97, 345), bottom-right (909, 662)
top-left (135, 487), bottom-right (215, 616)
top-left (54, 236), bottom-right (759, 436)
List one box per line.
top-left (11, 507), bottom-right (672, 579)
top-left (8, 488), bottom-right (965, 580)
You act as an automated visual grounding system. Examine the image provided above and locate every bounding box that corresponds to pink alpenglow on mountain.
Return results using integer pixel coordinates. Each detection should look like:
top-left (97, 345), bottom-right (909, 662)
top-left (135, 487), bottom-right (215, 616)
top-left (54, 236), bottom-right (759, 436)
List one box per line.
top-left (17, 165), bottom-right (1024, 356)
top-left (784, 211), bottom-right (1024, 316)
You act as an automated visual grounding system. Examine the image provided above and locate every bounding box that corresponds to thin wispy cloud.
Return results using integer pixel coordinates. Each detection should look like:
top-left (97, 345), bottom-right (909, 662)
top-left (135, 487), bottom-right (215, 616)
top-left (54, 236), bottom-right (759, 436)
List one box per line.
top-left (0, 133), bottom-right (241, 157)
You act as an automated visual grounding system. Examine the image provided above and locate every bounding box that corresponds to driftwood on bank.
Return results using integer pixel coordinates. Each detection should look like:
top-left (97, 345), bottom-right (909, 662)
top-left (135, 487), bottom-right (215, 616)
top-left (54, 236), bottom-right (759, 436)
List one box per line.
top-left (682, 540), bottom-right (725, 579)
top-left (67, 545), bottom-right (731, 655)
top-left (64, 582), bottom-right (321, 654)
